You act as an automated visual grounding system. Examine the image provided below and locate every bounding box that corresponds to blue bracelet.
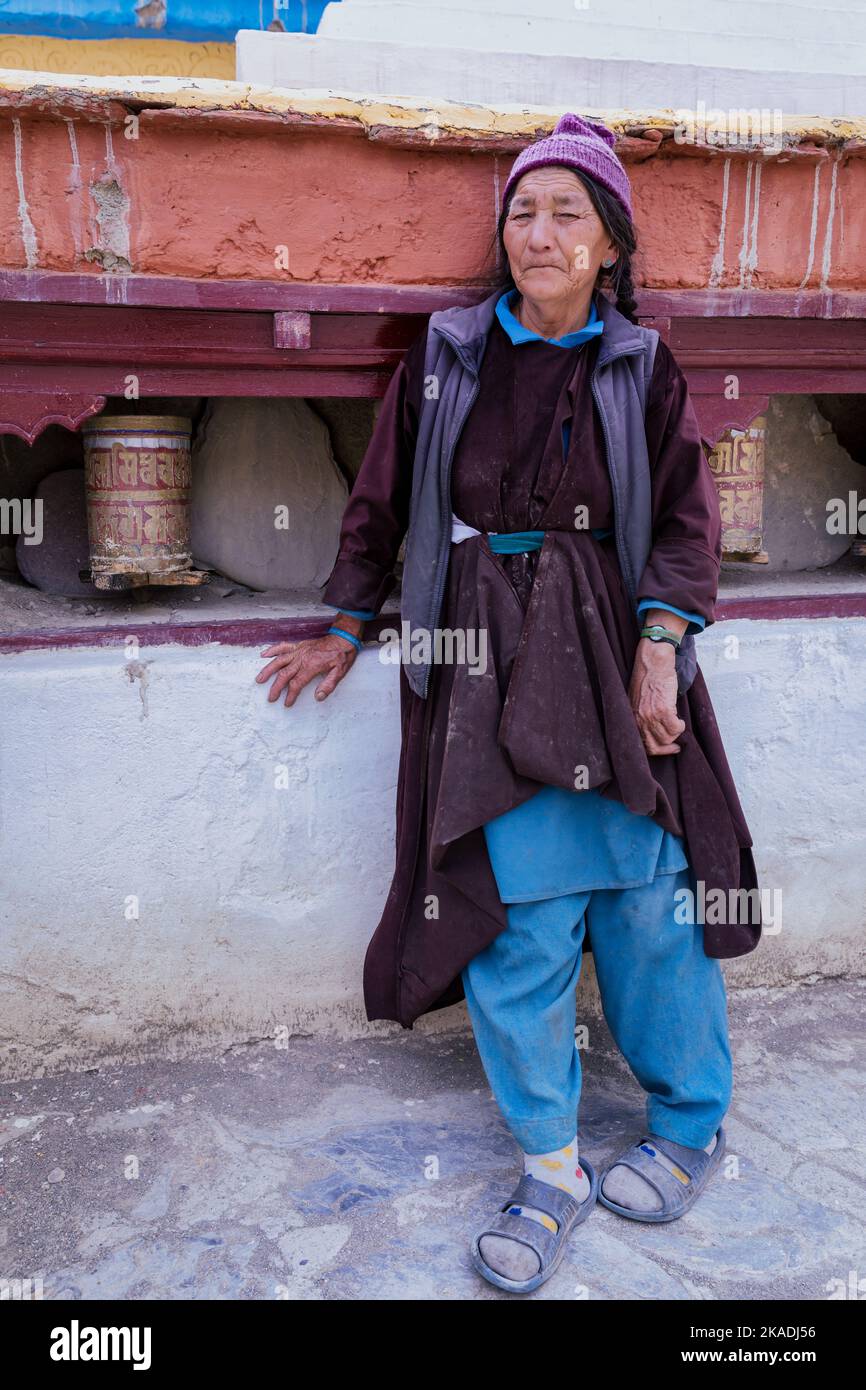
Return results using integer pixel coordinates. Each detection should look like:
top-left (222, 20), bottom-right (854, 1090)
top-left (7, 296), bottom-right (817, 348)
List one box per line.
top-left (327, 625), bottom-right (363, 652)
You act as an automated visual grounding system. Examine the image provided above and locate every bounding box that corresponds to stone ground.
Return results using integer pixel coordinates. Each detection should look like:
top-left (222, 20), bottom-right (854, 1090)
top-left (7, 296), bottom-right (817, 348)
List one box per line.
top-left (1, 977), bottom-right (864, 1302)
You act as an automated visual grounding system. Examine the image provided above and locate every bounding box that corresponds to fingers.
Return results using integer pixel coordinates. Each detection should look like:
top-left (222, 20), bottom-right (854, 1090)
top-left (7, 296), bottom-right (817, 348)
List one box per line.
top-left (259, 641), bottom-right (296, 659)
top-left (284, 651), bottom-right (355, 706)
top-left (256, 643), bottom-right (300, 684)
top-left (646, 713), bottom-right (685, 746)
top-left (639, 709), bottom-right (685, 756)
top-left (639, 713), bottom-right (680, 755)
top-left (264, 658), bottom-right (303, 700)
top-left (255, 634), bottom-right (357, 711)
top-left (632, 690), bottom-right (685, 757)
top-left (641, 732), bottom-right (681, 756)
top-left (282, 669), bottom-right (318, 708)
top-left (269, 661), bottom-right (309, 705)
top-left (313, 666), bottom-right (344, 702)
top-left (657, 706), bottom-right (686, 739)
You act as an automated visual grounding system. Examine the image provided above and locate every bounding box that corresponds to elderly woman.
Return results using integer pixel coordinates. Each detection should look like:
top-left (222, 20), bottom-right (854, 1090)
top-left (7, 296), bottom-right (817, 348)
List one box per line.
top-left (257, 114), bottom-right (761, 1294)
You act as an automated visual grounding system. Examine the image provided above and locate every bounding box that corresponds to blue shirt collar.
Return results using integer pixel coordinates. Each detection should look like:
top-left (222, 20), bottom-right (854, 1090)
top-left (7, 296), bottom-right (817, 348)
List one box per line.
top-left (495, 287), bottom-right (604, 348)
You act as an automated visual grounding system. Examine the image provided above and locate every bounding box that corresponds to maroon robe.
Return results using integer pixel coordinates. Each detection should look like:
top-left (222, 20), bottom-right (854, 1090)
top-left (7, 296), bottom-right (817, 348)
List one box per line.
top-left (323, 311), bottom-right (760, 1029)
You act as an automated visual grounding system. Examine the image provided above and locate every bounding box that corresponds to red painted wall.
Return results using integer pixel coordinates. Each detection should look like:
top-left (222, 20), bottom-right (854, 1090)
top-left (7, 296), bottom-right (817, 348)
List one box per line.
top-left (1, 89), bottom-right (864, 294)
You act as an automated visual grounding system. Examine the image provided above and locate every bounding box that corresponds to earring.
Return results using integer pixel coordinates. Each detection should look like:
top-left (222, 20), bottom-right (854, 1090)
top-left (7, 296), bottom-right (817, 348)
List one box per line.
top-left (602, 257), bottom-right (616, 268)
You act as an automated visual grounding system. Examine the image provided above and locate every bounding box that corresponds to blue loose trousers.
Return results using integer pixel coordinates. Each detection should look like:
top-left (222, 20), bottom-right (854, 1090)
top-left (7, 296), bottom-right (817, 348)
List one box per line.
top-left (461, 866), bottom-right (732, 1154)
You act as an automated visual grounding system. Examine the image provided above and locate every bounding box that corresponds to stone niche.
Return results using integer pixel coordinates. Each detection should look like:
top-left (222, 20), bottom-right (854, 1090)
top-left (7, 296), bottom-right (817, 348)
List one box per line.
top-left (308, 397), bottom-right (378, 485)
top-left (711, 396), bottom-right (866, 572)
top-left (0, 426), bottom-right (84, 574)
top-left (190, 398), bottom-right (349, 591)
top-left (759, 396), bottom-right (866, 571)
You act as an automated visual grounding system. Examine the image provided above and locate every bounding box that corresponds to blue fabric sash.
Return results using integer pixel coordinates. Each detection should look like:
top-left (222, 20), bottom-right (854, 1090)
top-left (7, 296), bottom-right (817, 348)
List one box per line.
top-left (486, 528), bottom-right (612, 554)
top-left (487, 531), bottom-right (545, 554)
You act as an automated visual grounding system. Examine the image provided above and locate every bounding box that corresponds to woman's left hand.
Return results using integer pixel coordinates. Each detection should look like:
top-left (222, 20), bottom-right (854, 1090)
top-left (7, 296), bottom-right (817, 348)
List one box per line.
top-left (628, 639), bottom-right (686, 756)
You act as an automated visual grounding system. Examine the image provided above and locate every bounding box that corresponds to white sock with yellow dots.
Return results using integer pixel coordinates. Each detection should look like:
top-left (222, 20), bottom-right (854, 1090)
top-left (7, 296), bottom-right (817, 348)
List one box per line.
top-left (519, 1136), bottom-right (592, 1217)
top-left (478, 1137), bottom-right (591, 1283)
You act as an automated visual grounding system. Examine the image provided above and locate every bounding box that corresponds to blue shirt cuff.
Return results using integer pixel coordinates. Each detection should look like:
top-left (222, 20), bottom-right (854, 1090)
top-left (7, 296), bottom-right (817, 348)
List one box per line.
top-left (324, 603), bottom-right (375, 620)
top-left (637, 599), bottom-right (706, 635)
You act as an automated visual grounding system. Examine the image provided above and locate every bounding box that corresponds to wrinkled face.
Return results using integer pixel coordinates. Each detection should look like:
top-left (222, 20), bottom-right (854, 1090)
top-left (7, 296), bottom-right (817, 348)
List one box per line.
top-left (502, 166), bottom-right (617, 303)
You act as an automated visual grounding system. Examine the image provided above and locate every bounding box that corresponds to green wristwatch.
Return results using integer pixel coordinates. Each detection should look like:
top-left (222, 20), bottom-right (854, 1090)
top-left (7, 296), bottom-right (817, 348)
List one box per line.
top-left (640, 624), bottom-right (682, 649)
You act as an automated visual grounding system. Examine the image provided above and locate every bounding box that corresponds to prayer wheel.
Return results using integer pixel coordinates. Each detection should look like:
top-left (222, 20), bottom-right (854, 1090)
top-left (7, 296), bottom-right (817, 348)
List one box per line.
top-left (81, 415), bottom-right (208, 589)
top-left (707, 415), bottom-right (768, 563)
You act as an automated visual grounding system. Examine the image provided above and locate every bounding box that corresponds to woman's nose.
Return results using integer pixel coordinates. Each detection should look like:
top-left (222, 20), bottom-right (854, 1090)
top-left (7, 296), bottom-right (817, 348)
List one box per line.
top-left (526, 216), bottom-right (555, 251)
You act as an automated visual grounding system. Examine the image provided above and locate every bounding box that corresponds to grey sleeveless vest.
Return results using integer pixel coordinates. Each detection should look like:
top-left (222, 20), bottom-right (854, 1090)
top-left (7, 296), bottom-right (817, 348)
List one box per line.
top-left (399, 286), bottom-right (698, 698)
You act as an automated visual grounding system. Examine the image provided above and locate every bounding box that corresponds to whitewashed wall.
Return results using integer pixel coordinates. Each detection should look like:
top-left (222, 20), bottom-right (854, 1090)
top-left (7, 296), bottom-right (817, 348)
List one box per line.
top-left (1, 613), bottom-right (864, 1079)
top-left (238, 0), bottom-right (866, 115)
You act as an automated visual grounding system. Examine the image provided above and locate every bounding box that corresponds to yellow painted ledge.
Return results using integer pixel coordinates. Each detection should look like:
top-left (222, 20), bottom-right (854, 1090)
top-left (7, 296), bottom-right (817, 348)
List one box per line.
top-left (0, 67), bottom-right (864, 147)
top-left (0, 36), bottom-right (234, 80)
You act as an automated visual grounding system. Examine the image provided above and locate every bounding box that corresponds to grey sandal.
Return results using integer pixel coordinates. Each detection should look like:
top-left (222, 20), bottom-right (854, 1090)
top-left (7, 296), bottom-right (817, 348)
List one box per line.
top-left (471, 1158), bottom-right (599, 1293)
top-left (598, 1126), bottom-right (726, 1223)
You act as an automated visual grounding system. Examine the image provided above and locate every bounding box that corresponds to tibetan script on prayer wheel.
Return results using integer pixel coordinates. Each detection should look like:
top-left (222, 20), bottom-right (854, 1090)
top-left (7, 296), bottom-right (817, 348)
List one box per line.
top-left (707, 417), bottom-right (766, 559)
top-left (81, 415), bottom-right (208, 588)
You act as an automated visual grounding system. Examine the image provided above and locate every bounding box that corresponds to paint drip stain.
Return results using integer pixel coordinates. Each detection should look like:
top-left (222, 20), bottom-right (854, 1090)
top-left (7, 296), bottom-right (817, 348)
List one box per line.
top-left (124, 660), bottom-right (152, 718)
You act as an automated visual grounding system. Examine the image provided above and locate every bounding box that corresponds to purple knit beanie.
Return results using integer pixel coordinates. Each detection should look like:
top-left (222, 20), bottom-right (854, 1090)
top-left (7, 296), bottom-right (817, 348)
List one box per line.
top-left (502, 112), bottom-right (633, 223)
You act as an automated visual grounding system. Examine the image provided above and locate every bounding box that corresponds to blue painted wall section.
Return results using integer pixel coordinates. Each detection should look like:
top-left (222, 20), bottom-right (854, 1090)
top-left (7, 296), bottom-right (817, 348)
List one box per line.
top-left (0, 2), bottom-right (336, 41)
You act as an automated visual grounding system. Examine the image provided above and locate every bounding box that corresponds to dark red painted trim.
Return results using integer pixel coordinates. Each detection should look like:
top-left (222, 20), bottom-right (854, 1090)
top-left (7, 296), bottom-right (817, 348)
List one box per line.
top-left (715, 592), bottom-right (866, 621)
top-left (0, 365), bottom-right (396, 401)
top-left (3, 271), bottom-right (866, 320)
top-left (0, 593), bottom-right (862, 654)
top-left (3, 300), bottom-right (866, 411)
top-left (695, 396), bottom-right (770, 450)
top-left (2, 279), bottom-right (866, 440)
top-left (0, 390), bottom-right (107, 445)
top-left (0, 299), bottom-right (421, 359)
top-left (0, 270), bottom-right (491, 314)
top-left (0, 613), bottom-right (405, 654)
top-left (640, 288), bottom-right (866, 319)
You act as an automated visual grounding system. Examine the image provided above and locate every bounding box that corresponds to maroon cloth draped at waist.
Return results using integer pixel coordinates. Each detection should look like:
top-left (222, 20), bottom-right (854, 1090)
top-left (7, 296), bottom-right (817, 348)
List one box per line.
top-left (427, 528), bottom-right (683, 866)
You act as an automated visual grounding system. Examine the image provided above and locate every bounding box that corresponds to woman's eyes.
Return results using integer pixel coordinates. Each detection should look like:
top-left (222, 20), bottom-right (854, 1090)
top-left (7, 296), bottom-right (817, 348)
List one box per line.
top-left (511, 212), bottom-right (581, 221)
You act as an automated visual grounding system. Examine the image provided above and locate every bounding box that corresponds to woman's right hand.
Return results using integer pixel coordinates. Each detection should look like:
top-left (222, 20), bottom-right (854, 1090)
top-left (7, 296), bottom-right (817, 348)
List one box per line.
top-left (256, 629), bottom-right (361, 708)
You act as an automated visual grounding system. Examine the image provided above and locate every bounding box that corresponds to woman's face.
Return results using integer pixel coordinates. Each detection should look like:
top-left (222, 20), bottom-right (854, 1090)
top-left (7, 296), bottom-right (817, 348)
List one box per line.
top-left (502, 166), bottom-right (617, 304)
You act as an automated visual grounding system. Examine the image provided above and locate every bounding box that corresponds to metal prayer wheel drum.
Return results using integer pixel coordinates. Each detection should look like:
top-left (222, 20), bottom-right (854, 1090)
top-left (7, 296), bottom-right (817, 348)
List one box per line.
top-left (707, 415), bottom-right (768, 563)
top-left (81, 415), bottom-right (208, 589)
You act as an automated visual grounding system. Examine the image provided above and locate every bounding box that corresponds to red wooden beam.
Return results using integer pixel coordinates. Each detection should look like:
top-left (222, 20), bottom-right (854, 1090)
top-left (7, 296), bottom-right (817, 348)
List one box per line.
top-left (0, 365), bottom-right (395, 396)
top-left (1, 275), bottom-right (866, 442)
top-left (0, 270), bottom-right (491, 314)
top-left (3, 270), bottom-right (866, 321)
top-left (639, 288), bottom-right (866, 320)
top-left (2, 301), bottom-right (866, 382)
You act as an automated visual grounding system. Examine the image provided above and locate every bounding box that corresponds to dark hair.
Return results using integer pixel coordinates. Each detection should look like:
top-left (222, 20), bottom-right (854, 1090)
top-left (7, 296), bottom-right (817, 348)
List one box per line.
top-left (489, 168), bottom-right (639, 323)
